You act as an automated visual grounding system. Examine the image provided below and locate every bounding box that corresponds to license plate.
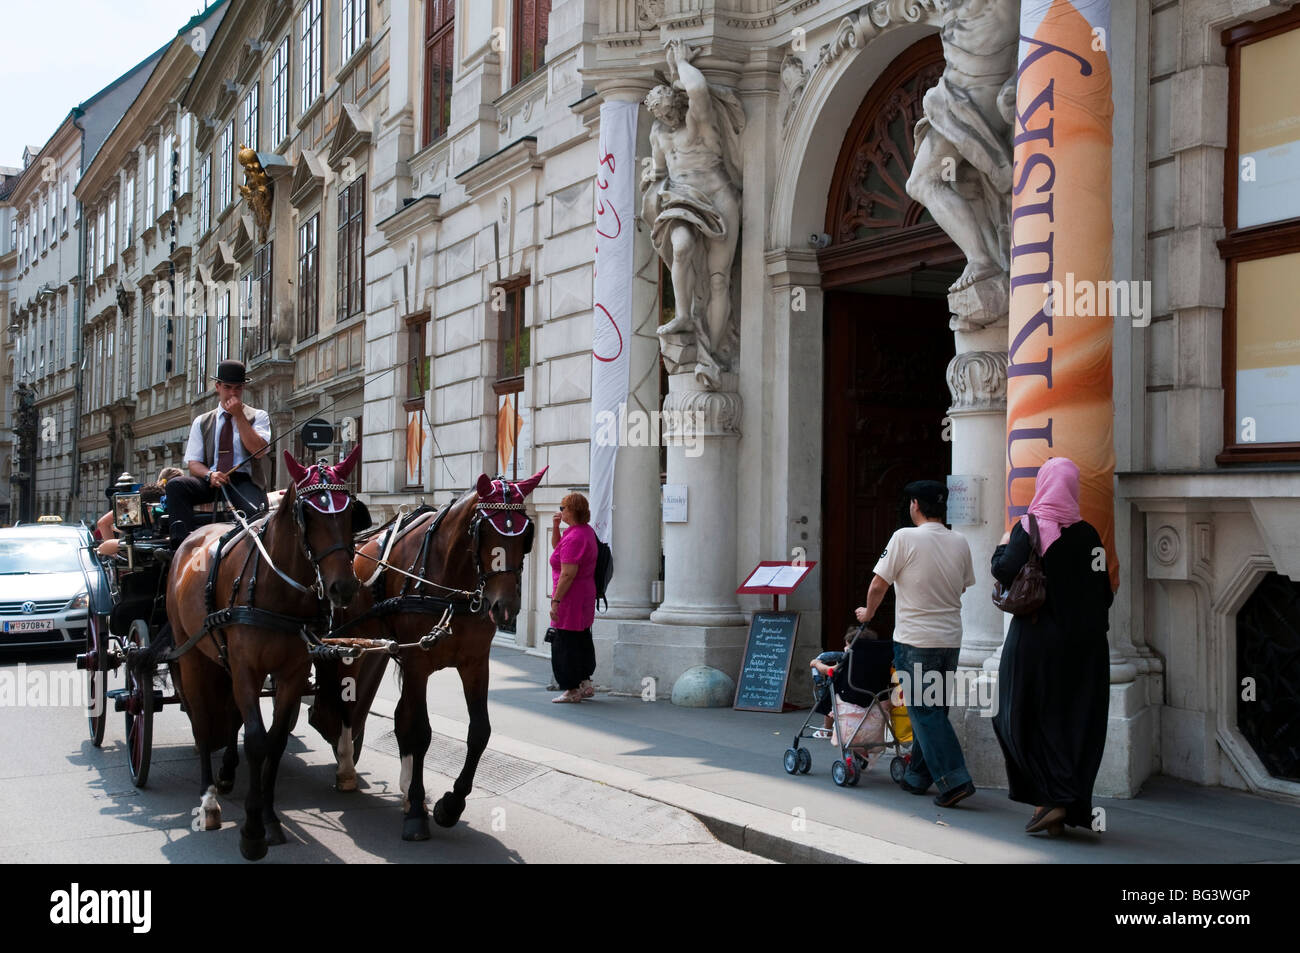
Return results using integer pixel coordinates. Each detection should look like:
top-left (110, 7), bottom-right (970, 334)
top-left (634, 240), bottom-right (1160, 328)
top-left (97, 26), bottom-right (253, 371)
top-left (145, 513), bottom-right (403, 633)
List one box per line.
top-left (4, 620), bottom-right (54, 633)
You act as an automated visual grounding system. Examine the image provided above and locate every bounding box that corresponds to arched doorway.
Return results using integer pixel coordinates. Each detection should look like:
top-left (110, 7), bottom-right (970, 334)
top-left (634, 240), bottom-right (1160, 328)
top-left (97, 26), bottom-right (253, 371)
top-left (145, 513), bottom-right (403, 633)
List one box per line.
top-left (820, 35), bottom-right (959, 644)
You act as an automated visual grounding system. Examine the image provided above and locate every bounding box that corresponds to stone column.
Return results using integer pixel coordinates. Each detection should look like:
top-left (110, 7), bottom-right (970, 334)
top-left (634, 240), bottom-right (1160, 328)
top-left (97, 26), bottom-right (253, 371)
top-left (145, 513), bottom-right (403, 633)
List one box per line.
top-left (650, 371), bottom-right (745, 626)
top-left (945, 279), bottom-right (1011, 673)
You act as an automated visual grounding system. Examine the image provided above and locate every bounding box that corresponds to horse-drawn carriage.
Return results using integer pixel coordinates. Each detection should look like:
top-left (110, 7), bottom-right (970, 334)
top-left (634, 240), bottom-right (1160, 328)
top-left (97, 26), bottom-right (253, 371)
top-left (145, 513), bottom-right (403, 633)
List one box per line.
top-left (76, 441), bottom-right (546, 860)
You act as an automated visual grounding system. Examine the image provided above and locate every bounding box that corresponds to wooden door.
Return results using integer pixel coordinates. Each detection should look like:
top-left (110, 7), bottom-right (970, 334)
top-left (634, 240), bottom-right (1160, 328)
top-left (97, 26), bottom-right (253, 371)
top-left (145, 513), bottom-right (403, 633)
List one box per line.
top-left (822, 291), bottom-right (953, 646)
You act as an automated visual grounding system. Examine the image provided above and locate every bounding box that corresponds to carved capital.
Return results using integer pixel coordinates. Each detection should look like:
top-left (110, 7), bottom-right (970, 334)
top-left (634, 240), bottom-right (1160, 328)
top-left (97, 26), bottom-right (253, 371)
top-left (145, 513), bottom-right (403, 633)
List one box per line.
top-left (661, 387), bottom-right (742, 438)
top-left (946, 350), bottom-right (1008, 412)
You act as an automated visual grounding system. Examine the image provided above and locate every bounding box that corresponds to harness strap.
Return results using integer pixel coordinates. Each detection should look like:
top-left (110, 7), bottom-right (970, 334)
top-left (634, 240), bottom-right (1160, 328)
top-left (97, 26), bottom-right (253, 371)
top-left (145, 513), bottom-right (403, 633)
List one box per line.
top-left (203, 605), bottom-right (322, 638)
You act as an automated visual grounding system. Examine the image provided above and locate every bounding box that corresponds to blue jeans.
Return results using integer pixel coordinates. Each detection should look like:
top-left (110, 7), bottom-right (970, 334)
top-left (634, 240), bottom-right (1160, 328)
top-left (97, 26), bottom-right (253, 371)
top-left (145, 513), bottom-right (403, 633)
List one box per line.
top-left (893, 643), bottom-right (972, 794)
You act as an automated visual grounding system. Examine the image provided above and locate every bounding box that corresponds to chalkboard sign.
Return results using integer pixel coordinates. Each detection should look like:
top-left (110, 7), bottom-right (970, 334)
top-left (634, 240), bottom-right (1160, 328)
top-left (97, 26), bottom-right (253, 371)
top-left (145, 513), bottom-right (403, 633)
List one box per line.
top-left (733, 611), bottom-right (800, 712)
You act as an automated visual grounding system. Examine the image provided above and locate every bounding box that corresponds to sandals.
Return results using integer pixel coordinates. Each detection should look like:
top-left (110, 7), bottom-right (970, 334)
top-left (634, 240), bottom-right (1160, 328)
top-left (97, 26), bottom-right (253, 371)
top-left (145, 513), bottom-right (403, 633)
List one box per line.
top-left (579, 679), bottom-right (595, 699)
top-left (551, 689), bottom-right (583, 703)
top-left (811, 727), bottom-right (833, 739)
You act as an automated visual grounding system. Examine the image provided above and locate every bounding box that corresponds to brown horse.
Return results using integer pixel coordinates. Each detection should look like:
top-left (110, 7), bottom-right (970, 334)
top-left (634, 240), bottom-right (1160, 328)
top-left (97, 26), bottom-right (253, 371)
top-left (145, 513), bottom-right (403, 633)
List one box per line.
top-left (165, 447), bottom-right (363, 860)
top-left (309, 468), bottom-right (544, 840)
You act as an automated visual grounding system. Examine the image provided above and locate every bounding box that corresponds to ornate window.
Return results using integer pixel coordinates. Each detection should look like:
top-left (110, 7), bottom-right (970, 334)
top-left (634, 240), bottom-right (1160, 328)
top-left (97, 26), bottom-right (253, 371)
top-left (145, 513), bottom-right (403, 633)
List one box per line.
top-left (241, 83), bottom-right (259, 153)
top-left (422, 0), bottom-right (454, 146)
top-left (254, 241), bottom-right (272, 354)
top-left (216, 288), bottom-right (230, 363)
top-left (337, 175), bottom-right (365, 321)
top-left (1219, 7), bottom-right (1300, 462)
top-left (198, 154), bottom-right (212, 233)
top-left (145, 151), bottom-right (156, 224)
top-left (217, 122), bottom-right (234, 211)
top-left (270, 38), bottom-right (290, 147)
top-left (341, 0), bottom-right (368, 61)
top-left (494, 276), bottom-right (529, 391)
top-left (300, 0), bottom-right (323, 112)
top-left (179, 114), bottom-right (192, 193)
top-left (298, 213), bottom-right (319, 339)
top-left (123, 177), bottom-right (135, 247)
top-left (512, 0), bottom-right (549, 86)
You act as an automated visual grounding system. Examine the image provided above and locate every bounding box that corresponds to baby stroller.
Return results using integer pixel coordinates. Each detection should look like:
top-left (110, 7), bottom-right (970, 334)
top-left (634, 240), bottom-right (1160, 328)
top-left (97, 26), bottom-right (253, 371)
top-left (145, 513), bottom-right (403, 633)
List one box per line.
top-left (783, 628), bottom-right (911, 787)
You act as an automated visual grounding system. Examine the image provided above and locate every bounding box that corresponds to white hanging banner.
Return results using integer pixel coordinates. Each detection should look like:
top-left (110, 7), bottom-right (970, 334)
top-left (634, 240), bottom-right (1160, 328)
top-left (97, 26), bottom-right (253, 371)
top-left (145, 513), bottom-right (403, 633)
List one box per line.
top-left (589, 101), bottom-right (637, 546)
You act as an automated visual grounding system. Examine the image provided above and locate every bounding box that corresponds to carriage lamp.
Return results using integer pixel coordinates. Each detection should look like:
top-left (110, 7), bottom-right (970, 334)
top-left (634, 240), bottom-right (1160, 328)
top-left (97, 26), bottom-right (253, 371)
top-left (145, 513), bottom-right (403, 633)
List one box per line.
top-left (113, 492), bottom-right (144, 531)
top-left (68, 591), bottom-right (89, 610)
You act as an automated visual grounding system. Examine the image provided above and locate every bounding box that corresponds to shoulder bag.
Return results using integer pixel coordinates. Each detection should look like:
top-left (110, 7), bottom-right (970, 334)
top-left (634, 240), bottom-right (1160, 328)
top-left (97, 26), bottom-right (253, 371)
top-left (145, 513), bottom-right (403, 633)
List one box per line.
top-left (992, 514), bottom-right (1047, 617)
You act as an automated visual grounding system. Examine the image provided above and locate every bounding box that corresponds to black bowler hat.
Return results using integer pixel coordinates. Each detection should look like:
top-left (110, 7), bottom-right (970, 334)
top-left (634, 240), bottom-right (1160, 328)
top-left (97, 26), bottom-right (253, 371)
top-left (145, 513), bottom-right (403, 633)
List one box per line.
top-left (903, 479), bottom-right (948, 507)
top-left (213, 360), bottom-right (250, 385)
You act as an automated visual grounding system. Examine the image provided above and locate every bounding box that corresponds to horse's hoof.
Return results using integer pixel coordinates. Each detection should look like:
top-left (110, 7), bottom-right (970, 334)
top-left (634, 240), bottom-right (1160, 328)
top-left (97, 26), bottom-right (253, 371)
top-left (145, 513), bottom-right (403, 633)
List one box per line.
top-left (264, 821), bottom-right (287, 846)
top-left (402, 816), bottom-right (431, 841)
top-left (335, 774), bottom-right (357, 792)
top-left (239, 834), bottom-right (268, 861)
top-left (433, 793), bottom-right (465, 828)
top-left (216, 777), bottom-right (235, 795)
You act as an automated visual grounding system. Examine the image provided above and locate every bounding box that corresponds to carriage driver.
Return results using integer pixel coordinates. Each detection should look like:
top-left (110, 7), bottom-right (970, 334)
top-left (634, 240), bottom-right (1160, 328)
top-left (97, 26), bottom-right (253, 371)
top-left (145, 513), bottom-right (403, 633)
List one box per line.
top-left (166, 360), bottom-right (272, 547)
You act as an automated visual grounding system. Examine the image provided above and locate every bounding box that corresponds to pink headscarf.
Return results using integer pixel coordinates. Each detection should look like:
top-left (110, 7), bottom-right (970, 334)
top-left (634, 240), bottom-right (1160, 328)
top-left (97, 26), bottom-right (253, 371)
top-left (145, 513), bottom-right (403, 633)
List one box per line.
top-left (1020, 456), bottom-right (1082, 556)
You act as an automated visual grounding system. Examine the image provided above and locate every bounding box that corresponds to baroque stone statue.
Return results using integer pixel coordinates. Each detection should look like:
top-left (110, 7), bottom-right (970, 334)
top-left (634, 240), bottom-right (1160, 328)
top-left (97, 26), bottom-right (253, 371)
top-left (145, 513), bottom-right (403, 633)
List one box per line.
top-left (904, 0), bottom-right (1019, 294)
top-left (641, 40), bottom-right (745, 390)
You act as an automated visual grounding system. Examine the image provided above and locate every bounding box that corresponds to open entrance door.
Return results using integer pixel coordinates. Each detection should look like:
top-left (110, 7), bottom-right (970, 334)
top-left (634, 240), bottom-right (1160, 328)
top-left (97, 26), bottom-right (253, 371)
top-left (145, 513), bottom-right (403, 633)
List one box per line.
top-left (821, 291), bottom-right (954, 645)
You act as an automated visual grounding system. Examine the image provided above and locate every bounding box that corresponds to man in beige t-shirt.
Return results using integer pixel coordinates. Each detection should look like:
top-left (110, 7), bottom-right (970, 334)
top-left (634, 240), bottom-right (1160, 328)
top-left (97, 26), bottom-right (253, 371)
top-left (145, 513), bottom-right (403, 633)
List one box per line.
top-left (856, 480), bottom-right (976, 807)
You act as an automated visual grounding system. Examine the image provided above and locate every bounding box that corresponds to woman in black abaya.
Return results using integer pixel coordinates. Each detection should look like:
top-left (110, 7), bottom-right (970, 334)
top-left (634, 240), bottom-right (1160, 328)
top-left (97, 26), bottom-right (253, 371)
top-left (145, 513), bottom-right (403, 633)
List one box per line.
top-left (991, 456), bottom-right (1114, 836)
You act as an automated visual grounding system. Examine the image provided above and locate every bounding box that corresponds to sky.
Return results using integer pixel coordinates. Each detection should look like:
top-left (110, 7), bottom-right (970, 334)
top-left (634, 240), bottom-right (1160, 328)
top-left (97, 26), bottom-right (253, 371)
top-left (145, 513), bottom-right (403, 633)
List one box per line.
top-left (0, 0), bottom-right (215, 169)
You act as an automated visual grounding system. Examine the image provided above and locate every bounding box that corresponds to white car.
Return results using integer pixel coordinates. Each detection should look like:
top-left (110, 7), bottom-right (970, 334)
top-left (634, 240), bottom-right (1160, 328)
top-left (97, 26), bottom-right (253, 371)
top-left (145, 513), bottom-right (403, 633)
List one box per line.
top-left (0, 524), bottom-right (110, 649)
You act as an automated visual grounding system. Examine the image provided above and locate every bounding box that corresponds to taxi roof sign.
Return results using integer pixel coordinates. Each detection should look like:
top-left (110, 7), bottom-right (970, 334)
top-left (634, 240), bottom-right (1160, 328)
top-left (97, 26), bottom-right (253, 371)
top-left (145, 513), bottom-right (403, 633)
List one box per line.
top-left (37, 515), bottom-right (64, 523)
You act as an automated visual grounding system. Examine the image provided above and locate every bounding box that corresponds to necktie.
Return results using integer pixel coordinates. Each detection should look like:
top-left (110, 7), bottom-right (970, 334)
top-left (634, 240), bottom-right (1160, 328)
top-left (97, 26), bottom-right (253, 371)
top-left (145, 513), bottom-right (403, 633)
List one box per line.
top-left (217, 412), bottom-right (234, 474)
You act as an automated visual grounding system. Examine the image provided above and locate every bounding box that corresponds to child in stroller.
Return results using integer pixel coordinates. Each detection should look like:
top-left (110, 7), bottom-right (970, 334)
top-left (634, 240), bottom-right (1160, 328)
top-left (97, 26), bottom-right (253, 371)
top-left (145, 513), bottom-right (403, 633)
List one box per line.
top-left (784, 624), bottom-right (911, 787)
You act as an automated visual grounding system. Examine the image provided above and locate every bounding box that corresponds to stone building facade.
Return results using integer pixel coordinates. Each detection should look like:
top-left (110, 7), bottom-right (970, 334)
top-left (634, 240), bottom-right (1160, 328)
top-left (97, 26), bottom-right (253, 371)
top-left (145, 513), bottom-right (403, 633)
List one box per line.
top-left (9, 0), bottom-right (1299, 804)
top-left (354, 0), bottom-right (1300, 803)
top-left (75, 3), bottom-right (230, 518)
top-left (171, 0), bottom-right (380, 493)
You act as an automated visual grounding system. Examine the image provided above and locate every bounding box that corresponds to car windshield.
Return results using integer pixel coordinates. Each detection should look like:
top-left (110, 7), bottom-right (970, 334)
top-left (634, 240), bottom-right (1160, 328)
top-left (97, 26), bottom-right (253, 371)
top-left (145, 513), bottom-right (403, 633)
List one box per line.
top-left (0, 538), bottom-right (83, 574)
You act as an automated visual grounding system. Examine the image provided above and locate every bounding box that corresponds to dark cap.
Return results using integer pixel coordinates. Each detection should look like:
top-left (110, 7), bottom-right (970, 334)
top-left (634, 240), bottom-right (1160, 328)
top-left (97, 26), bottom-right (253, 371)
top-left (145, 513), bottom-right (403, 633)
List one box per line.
top-left (213, 360), bottom-right (250, 385)
top-left (903, 479), bottom-right (948, 507)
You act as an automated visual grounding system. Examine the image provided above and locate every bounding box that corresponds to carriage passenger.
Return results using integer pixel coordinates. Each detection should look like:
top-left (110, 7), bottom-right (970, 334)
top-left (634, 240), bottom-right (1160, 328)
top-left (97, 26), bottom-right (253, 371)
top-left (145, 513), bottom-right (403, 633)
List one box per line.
top-left (96, 467), bottom-right (184, 557)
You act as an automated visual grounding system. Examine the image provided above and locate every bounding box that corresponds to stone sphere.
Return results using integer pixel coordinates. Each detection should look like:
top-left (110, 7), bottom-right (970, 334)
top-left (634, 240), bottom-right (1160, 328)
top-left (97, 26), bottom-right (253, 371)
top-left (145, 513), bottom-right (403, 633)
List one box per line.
top-left (670, 665), bottom-right (735, 708)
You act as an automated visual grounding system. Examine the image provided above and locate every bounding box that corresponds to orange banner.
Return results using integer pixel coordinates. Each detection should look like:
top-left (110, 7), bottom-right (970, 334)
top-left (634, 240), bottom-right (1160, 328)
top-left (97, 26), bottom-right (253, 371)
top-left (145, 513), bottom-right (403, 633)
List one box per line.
top-left (1009, 0), bottom-right (1118, 590)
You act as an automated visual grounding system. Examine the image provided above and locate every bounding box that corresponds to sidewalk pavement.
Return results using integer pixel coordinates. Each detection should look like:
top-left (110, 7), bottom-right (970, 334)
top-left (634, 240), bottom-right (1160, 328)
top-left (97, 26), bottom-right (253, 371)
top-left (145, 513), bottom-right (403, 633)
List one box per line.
top-left (364, 645), bottom-right (1300, 864)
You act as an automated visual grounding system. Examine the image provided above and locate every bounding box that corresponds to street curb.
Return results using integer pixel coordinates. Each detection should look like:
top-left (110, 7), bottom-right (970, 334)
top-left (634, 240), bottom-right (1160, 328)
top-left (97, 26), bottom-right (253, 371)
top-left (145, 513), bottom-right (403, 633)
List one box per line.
top-left (363, 695), bottom-right (953, 865)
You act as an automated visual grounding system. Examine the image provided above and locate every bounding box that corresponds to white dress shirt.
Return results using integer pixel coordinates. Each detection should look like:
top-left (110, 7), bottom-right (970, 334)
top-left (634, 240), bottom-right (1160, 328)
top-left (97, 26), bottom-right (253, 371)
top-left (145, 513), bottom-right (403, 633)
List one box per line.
top-left (183, 406), bottom-right (272, 473)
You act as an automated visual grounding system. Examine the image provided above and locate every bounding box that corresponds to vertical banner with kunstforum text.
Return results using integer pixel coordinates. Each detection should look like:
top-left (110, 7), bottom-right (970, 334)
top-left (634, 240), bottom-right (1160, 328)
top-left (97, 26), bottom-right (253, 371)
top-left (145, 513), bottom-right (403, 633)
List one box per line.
top-left (590, 101), bottom-right (638, 545)
top-left (1009, 0), bottom-right (1118, 590)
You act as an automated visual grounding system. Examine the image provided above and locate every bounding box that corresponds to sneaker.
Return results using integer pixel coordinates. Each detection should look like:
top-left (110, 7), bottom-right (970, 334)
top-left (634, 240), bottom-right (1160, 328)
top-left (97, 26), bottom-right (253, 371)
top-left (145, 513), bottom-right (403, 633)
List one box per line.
top-left (898, 778), bottom-right (931, 796)
top-left (933, 781), bottom-right (976, 808)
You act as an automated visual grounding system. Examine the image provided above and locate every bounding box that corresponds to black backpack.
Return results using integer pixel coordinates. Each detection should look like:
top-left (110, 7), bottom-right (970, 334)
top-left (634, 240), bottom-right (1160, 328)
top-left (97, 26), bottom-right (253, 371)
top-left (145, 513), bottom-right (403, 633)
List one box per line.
top-left (594, 540), bottom-right (614, 612)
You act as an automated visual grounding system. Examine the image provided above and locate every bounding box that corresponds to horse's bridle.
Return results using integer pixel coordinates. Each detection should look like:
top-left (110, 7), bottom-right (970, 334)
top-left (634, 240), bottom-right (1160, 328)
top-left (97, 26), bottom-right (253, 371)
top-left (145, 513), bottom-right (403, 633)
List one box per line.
top-left (469, 484), bottom-right (535, 594)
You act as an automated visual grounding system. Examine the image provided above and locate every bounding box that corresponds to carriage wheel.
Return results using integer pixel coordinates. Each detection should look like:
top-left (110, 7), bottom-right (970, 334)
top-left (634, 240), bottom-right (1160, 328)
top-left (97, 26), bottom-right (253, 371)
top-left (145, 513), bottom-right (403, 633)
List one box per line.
top-left (845, 758), bottom-right (861, 787)
top-left (796, 746), bottom-right (812, 774)
top-left (124, 621), bottom-right (154, 788)
top-left (783, 747), bottom-right (799, 775)
top-left (84, 615), bottom-right (109, 748)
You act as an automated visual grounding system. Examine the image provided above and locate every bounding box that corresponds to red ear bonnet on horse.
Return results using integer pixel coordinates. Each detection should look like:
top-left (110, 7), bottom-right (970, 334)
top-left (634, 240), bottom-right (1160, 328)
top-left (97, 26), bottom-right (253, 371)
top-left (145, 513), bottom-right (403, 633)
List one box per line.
top-left (333, 442), bottom-right (362, 483)
top-left (473, 466), bottom-right (546, 538)
top-left (283, 450), bottom-right (308, 484)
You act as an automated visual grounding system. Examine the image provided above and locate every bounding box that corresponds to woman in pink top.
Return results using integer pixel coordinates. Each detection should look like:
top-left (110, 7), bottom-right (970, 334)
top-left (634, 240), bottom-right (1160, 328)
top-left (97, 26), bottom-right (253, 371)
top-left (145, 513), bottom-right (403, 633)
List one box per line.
top-left (549, 492), bottom-right (599, 703)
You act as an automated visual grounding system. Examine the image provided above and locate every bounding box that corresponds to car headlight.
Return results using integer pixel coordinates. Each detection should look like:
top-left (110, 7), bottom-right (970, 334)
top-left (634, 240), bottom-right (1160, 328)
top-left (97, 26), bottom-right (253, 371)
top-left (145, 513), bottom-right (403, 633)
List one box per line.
top-left (68, 592), bottom-right (90, 610)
